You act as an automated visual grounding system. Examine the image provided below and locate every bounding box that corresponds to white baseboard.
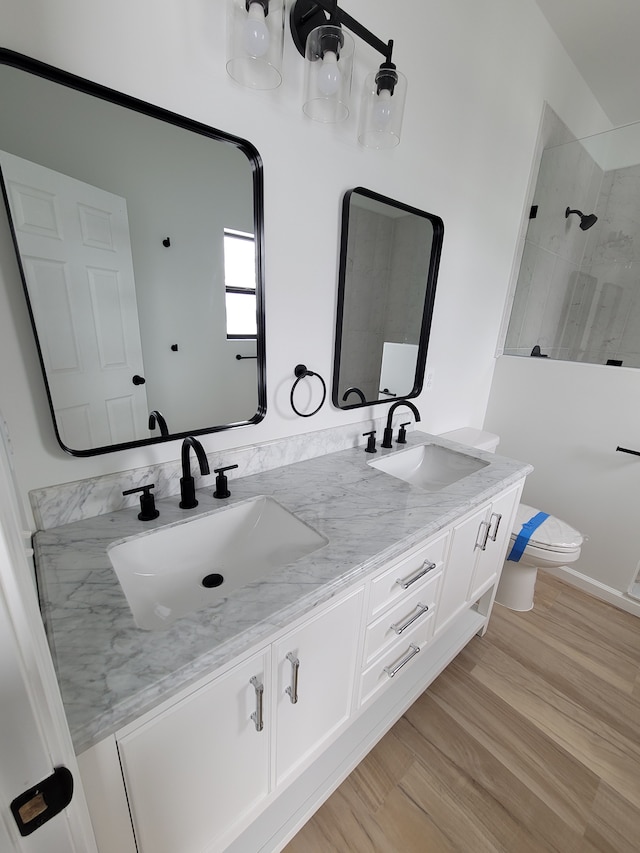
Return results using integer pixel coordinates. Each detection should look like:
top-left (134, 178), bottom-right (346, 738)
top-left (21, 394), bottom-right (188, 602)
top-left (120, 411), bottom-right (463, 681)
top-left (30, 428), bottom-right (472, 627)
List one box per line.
top-left (544, 566), bottom-right (640, 618)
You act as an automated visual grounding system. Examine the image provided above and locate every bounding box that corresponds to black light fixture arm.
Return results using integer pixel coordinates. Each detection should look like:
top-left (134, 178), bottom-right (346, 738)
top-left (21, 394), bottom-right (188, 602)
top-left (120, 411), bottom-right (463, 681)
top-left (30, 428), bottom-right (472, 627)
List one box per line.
top-left (290, 0), bottom-right (393, 62)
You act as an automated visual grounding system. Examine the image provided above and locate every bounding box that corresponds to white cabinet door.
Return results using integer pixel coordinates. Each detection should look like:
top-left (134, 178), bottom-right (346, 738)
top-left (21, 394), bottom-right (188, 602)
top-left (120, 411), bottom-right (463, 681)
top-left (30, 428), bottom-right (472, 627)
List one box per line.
top-left (273, 587), bottom-right (364, 786)
top-left (468, 484), bottom-right (520, 600)
top-left (435, 503), bottom-right (489, 634)
top-left (118, 648), bottom-right (270, 853)
top-left (436, 484), bottom-right (523, 634)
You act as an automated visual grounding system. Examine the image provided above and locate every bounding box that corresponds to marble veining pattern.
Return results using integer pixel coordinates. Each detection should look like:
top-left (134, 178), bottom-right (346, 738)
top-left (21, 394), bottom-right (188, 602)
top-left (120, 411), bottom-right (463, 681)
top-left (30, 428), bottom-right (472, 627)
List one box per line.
top-left (34, 432), bottom-right (532, 753)
top-left (31, 414), bottom-right (403, 530)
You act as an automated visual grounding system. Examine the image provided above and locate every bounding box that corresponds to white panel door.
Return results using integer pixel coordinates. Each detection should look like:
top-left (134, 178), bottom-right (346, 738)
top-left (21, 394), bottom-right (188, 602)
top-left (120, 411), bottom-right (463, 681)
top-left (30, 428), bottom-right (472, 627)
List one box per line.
top-left (0, 416), bottom-right (97, 851)
top-left (0, 150), bottom-right (148, 450)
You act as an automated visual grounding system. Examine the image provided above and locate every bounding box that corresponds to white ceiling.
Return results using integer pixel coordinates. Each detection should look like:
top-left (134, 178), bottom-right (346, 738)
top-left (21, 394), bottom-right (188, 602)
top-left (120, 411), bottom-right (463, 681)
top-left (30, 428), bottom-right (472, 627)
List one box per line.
top-left (534, 0), bottom-right (640, 127)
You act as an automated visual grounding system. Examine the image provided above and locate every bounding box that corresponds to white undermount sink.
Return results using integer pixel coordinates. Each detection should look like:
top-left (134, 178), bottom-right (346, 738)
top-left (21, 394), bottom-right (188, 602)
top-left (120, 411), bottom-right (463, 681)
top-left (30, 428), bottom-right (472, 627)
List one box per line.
top-left (369, 443), bottom-right (488, 491)
top-left (107, 496), bottom-right (327, 631)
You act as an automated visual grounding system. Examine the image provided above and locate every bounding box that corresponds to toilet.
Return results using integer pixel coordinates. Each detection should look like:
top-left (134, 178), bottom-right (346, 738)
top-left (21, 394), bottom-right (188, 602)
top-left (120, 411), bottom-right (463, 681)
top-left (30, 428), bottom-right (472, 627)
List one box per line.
top-left (440, 428), bottom-right (583, 611)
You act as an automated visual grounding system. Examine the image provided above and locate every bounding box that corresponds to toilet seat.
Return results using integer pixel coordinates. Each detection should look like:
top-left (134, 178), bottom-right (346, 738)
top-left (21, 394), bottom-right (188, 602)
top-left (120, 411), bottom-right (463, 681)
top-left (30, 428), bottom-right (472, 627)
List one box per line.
top-left (499, 505), bottom-right (583, 611)
top-left (437, 429), bottom-right (585, 610)
top-left (509, 503), bottom-right (583, 557)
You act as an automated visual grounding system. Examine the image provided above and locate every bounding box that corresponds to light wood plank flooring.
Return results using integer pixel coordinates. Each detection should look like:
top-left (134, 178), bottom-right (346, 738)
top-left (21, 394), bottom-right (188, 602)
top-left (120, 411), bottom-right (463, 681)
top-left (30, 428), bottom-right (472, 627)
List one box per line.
top-left (284, 574), bottom-right (640, 852)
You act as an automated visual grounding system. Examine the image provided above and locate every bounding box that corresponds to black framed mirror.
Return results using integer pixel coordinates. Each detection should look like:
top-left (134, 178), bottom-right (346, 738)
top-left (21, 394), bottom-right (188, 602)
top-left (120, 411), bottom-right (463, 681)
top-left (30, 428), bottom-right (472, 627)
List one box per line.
top-left (333, 187), bottom-right (443, 409)
top-left (0, 48), bottom-right (266, 456)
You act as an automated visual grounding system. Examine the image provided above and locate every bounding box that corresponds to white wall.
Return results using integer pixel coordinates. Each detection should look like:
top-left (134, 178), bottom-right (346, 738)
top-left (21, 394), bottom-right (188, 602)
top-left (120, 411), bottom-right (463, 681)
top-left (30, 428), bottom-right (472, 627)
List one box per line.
top-left (485, 355), bottom-right (640, 601)
top-left (0, 0), bottom-right (610, 517)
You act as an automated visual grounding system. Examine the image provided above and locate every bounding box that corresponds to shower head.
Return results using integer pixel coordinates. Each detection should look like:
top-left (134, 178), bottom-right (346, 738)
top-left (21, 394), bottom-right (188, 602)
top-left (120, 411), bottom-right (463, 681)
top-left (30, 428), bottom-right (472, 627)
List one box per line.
top-left (565, 207), bottom-right (598, 231)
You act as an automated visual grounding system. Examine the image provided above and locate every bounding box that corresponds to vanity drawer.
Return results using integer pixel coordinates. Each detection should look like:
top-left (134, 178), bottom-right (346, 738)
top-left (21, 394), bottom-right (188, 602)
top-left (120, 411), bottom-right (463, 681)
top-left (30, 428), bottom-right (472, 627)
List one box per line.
top-left (363, 571), bottom-right (441, 666)
top-left (359, 614), bottom-right (434, 708)
top-left (368, 530), bottom-right (448, 619)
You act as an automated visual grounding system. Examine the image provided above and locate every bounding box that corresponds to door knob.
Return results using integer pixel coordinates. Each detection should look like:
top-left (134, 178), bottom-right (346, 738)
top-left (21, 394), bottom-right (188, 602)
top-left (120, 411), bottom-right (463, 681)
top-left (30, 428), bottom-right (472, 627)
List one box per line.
top-left (132, 375), bottom-right (146, 385)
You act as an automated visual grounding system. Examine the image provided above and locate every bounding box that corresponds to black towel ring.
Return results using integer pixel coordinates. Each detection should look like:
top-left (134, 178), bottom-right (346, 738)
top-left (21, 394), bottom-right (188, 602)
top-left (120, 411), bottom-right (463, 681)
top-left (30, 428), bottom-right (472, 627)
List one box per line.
top-left (290, 364), bottom-right (327, 418)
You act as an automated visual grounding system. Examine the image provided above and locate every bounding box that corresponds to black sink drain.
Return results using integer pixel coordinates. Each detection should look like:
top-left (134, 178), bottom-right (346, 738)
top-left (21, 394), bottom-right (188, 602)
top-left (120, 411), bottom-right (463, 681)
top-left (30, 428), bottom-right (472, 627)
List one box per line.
top-left (202, 573), bottom-right (224, 588)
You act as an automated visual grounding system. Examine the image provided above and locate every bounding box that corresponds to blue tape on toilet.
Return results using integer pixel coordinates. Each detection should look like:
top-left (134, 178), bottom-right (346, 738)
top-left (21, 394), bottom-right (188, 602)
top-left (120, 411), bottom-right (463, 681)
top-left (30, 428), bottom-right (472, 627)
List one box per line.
top-left (507, 512), bottom-right (550, 562)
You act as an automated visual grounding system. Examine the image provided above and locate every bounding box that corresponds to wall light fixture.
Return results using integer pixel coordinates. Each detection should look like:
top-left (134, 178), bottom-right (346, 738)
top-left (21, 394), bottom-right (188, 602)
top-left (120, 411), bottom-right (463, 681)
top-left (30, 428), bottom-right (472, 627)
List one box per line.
top-left (226, 0), bottom-right (406, 149)
top-left (226, 0), bottom-right (286, 90)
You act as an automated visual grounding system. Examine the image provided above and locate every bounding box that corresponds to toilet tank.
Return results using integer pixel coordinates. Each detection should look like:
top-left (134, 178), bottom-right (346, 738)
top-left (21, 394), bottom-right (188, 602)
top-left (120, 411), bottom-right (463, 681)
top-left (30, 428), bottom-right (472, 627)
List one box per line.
top-left (439, 428), bottom-right (500, 453)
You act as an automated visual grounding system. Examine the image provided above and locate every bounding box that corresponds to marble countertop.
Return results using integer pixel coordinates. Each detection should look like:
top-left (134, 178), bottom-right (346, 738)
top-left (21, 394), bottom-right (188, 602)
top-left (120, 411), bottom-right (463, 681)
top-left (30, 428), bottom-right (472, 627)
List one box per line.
top-left (34, 432), bottom-right (532, 754)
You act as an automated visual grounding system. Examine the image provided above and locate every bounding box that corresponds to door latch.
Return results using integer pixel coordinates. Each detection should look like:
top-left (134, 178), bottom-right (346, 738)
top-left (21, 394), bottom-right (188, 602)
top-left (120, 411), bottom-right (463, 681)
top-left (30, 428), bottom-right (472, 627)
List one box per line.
top-left (10, 767), bottom-right (73, 836)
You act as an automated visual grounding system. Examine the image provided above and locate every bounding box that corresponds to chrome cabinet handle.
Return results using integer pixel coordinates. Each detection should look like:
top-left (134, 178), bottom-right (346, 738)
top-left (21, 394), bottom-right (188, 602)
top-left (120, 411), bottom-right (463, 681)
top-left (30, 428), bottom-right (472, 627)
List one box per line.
top-left (488, 512), bottom-right (502, 542)
top-left (475, 520), bottom-right (491, 551)
top-left (250, 676), bottom-right (264, 732)
top-left (384, 644), bottom-right (420, 678)
top-left (391, 603), bottom-right (429, 635)
top-left (395, 560), bottom-right (437, 590)
top-left (285, 652), bottom-right (300, 704)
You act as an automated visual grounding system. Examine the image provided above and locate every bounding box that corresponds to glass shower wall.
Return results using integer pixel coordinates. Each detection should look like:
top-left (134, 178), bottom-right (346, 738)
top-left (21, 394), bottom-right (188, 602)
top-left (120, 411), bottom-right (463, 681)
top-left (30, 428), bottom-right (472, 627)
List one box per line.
top-left (505, 111), bottom-right (640, 368)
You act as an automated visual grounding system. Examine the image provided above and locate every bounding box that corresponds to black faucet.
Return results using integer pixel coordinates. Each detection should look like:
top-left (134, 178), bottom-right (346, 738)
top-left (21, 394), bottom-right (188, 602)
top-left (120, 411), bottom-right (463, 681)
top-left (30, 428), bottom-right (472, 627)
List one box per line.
top-left (148, 410), bottom-right (169, 437)
top-left (213, 464), bottom-right (238, 499)
top-left (342, 386), bottom-right (366, 404)
top-left (122, 484), bottom-right (159, 521)
top-left (179, 437), bottom-right (210, 509)
top-left (381, 400), bottom-right (421, 448)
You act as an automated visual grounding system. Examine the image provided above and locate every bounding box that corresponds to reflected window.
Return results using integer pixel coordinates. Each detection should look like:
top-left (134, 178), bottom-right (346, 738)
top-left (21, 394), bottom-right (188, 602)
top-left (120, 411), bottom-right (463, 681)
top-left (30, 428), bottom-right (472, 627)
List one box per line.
top-left (224, 229), bottom-right (257, 339)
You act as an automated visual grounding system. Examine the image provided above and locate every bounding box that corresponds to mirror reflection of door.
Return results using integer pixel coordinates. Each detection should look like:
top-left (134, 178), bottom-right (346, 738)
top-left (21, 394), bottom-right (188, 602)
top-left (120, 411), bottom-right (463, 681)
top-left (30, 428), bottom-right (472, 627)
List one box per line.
top-left (0, 150), bottom-right (149, 450)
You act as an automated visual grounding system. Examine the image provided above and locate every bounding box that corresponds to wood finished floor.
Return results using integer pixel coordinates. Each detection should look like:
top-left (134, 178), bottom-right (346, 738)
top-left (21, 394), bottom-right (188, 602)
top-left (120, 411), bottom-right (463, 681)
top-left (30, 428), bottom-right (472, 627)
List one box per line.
top-left (283, 575), bottom-right (640, 852)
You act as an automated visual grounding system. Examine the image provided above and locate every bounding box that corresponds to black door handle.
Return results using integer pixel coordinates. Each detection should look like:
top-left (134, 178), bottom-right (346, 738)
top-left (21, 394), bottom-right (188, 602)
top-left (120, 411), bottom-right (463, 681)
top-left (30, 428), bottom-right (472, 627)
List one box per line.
top-left (132, 375), bottom-right (146, 385)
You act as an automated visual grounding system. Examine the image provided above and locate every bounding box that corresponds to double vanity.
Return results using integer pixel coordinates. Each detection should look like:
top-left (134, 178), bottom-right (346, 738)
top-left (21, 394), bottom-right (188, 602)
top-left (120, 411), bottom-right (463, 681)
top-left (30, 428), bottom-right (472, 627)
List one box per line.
top-left (34, 431), bottom-right (531, 853)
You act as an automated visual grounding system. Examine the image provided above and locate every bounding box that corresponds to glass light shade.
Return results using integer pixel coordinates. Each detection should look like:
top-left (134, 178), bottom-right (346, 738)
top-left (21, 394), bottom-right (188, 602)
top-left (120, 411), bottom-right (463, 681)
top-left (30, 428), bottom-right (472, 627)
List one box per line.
top-left (358, 68), bottom-right (407, 149)
top-left (302, 25), bottom-right (354, 123)
top-left (226, 0), bottom-right (284, 90)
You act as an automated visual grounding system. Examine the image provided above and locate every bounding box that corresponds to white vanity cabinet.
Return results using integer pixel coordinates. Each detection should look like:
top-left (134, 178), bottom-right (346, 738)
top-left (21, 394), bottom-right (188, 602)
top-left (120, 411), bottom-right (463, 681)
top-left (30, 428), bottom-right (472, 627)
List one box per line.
top-left (78, 477), bottom-right (527, 853)
top-left (435, 482), bottom-right (522, 634)
top-left (117, 647), bottom-right (271, 853)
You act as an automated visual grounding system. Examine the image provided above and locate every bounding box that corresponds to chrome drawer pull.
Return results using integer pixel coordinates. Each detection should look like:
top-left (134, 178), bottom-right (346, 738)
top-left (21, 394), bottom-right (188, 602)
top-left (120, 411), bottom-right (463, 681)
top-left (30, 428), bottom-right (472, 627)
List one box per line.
top-left (250, 676), bottom-right (264, 732)
top-left (489, 512), bottom-right (502, 542)
top-left (384, 643), bottom-right (420, 678)
top-left (395, 560), bottom-right (437, 590)
top-left (391, 603), bottom-right (429, 635)
top-left (285, 652), bottom-right (300, 704)
top-left (474, 520), bottom-right (490, 551)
